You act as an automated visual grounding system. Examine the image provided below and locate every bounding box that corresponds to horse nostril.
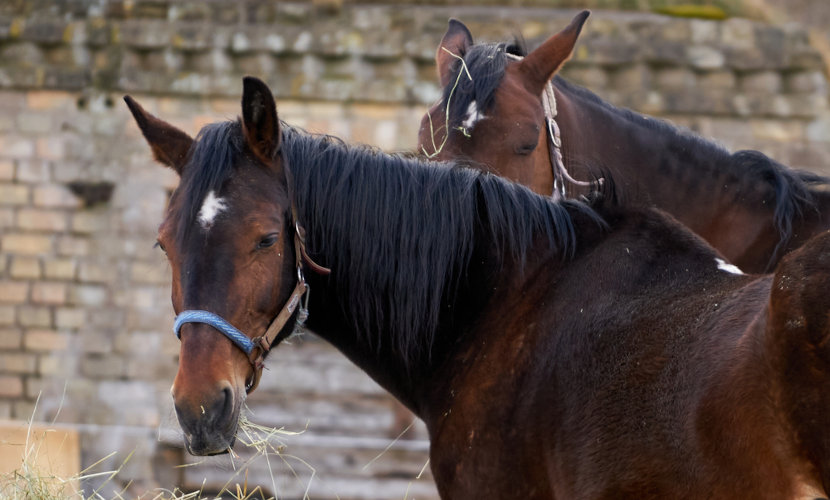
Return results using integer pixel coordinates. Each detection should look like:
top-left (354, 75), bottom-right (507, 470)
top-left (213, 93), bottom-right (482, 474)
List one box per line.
top-left (218, 385), bottom-right (234, 422)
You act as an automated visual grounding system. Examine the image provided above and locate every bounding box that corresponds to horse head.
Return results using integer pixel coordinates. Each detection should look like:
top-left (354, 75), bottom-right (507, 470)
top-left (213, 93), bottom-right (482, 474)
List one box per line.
top-left (418, 11), bottom-right (589, 195)
top-left (125, 78), bottom-right (298, 455)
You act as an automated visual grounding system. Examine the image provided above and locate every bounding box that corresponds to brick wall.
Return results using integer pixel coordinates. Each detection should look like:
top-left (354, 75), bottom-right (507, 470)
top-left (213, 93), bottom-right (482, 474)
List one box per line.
top-left (0, 1), bottom-right (828, 498)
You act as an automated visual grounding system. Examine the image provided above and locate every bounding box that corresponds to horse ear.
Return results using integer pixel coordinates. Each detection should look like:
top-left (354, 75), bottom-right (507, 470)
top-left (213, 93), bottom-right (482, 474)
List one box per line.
top-left (241, 76), bottom-right (281, 164)
top-left (436, 19), bottom-right (474, 88)
top-left (124, 96), bottom-right (193, 175)
top-left (518, 10), bottom-right (590, 93)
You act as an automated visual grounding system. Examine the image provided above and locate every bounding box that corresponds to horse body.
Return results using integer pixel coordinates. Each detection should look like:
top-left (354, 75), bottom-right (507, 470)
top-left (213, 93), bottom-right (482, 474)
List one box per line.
top-left (126, 78), bottom-right (830, 499)
top-left (419, 13), bottom-right (830, 273)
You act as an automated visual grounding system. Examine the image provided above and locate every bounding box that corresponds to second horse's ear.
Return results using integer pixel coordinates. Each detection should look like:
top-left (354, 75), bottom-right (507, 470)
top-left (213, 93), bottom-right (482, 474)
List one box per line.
top-left (241, 76), bottom-right (281, 165)
top-left (436, 19), bottom-right (474, 88)
top-left (124, 96), bottom-right (194, 175)
top-left (518, 10), bottom-right (590, 94)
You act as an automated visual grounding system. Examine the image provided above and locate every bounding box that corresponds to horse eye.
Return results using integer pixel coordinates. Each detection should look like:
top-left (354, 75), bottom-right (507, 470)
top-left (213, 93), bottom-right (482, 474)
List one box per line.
top-left (515, 143), bottom-right (537, 156)
top-left (154, 240), bottom-right (167, 253)
top-left (257, 234), bottom-right (279, 249)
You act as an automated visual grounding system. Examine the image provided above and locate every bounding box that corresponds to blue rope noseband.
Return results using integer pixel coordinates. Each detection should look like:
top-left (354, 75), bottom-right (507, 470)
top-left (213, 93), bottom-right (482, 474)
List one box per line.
top-left (173, 310), bottom-right (255, 354)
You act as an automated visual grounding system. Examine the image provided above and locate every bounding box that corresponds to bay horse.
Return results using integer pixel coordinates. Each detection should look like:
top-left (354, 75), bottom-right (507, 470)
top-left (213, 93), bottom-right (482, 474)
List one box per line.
top-left (418, 11), bottom-right (830, 273)
top-left (126, 77), bottom-right (830, 499)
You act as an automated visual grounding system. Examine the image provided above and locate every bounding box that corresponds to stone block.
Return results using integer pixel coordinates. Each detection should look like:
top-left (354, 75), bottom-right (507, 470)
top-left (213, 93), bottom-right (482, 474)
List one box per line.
top-left (2, 233), bottom-right (53, 255)
top-left (33, 184), bottom-right (81, 208)
top-left (786, 71), bottom-right (828, 95)
top-left (16, 112), bottom-right (52, 134)
top-left (0, 306), bottom-right (15, 326)
top-left (0, 183), bottom-right (30, 205)
top-left (654, 68), bottom-right (697, 90)
top-left (78, 330), bottom-right (113, 354)
top-left (31, 282), bottom-right (67, 305)
top-left (38, 352), bottom-right (78, 377)
top-left (686, 45), bottom-right (725, 70)
top-left (16, 209), bottom-right (68, 232)
top-left (740, 71), bottom-right (782, 93)
top-left (0, 375), bottom-right (23, 397)
top-left (0, 281), bottom-right (29, 303)
top-left (611, 64), bottom-right (652, 90)
top-left (0, 135), bottom-right (35, 159)
top-left (0, 352), bottom-right (37, 373)
top-left (26, 91), bottom-right (76, 111)
top-left (36, 137), bottom-right (66, 161)
top-left (43, 258), bottom-right (76, 279)
top-left (15, 160), bottom-right (51, 183)
top-left (0, 208), bottom-right (12, 229)
top-left (68, 284), bottom-right (108, 306)
top-left (120, 20), bottom-right (172, 50)
top-left (698, 70), bottom-right (737, 90)
top-left (0, 160), bottom-right (13, 180)
top-left (81, 354), bottom-right (125, 379)
top-left (78, 263), bottom-right (111, 284)
top-left (20, 19), bottom-right (68, 45)
top-left (18, 306), bottom-right (52, 328)
top-left (9, 256), bottom-right (41, 279)
top-left (130, 261), bottom-right (169, 284)
top-left (24, 329), bottom-right (69, 351)
top-left (56, 236), bottom-right (90, 257)
top-left (55, 307), bottom-right (86, 329)
top-left (71, 210), bottom-right (111, 233)
top-left (0, 328), bottom-right (22, 349)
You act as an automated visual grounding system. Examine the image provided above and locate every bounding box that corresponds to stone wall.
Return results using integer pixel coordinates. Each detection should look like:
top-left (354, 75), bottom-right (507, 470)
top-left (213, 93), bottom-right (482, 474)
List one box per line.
top-left (0, 2), bottom-right (827, 498)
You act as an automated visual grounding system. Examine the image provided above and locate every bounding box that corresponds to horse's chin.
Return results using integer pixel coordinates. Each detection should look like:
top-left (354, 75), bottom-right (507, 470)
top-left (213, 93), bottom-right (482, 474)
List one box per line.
top-left (183, 424), bottom-right (238, 456)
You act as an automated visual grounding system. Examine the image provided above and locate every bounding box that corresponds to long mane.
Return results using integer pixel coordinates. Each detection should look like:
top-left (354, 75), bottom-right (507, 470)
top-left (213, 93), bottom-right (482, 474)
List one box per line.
top-left (282, 126), bottom-right (603, 367)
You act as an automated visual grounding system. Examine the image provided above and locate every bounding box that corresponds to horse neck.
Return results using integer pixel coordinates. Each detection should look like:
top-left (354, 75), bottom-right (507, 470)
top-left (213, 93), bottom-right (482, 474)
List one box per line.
top-left (553, 81), bottom-right (779, 267)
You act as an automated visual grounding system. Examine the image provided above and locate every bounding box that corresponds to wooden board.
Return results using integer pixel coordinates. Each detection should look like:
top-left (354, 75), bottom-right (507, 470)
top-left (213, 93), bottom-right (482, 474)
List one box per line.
top-left (0, 420), bottom-right (81, 495)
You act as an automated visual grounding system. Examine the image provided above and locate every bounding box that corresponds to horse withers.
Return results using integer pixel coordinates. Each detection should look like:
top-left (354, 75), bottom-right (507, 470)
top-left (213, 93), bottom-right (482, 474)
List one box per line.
top-left (419, 11), bottom-right (830, 273)
top-left (127, 77), bottom-right (830, 499)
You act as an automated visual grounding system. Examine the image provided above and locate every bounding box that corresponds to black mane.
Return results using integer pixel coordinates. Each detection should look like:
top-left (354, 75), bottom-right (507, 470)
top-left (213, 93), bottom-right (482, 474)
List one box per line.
top-left (281, 126), bottom-right (602, 368)
top-left (441, 39), bottom-right (527, 131)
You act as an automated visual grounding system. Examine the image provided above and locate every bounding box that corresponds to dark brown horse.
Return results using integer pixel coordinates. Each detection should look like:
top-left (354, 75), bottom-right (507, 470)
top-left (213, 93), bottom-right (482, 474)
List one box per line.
top-left (127, 77), bottom-right (830, 499)
top-left (418, 12), bottom-right (830, 273)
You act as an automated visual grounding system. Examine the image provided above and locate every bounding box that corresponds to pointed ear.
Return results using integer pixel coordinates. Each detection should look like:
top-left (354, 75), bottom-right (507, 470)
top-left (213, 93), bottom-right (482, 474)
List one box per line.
top-left (124, 96), bottom-right (193, 175)
top-left (241, 76), bottom-right (281, 164)
top-left (436, 19), bottom-right (474, 88)
top-left (518, 10), bottom-right (589, 93)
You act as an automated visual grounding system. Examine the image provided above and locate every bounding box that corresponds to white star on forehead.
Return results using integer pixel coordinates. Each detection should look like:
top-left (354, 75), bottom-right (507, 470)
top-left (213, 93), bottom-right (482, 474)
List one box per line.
top-left (461, 100), bottom-right (485, 130)
top-left (715, 258), bottom-right (744, 275)
top-left (197, 190), bottom-right (227, 229)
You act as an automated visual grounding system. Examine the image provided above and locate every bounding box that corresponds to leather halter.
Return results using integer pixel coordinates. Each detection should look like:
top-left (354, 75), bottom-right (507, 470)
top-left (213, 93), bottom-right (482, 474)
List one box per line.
top-left (173, 195), bottom-right (331, 394)
top-left (504, 53), bottom-right (595, 200)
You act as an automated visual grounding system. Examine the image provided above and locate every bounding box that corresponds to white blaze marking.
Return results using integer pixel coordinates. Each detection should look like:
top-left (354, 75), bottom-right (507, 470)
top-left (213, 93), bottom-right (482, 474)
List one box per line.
top-left (461, 100), bottom-right (484, 130)
top-left (715, 258), bottom-right (744, 275)
top-left (197, 190), bottom-right (227, 229)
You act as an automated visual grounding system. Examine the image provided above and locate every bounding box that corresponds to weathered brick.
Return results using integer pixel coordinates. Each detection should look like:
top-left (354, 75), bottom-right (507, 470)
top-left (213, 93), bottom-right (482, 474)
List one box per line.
top-left (15, 160), bottom-right (51, 183)
top-left (0, 183), bottom-right (30, 205)
top-left (33, 184), bottom-right (81, 208)
top-left (26, 91), bottom-right (76, 111)
top-left (130, 261), bottom-right (169, 284)
top-left (81, 354), bottom-right (125, 379)
top-left (25, 377), bottom-right (48, 399)
top-left (0, 306), bottom-right (15, 326)
top-left (38, 353), bottom-right (77, 377)
top-left (9, 256), bottom-right (41, 279)
top-left (0, 281), bottom-right (29, 303)
top-left (0, 352), bottom-right (37, 373)
top-left (740, 71), bottom-right (782, 93)
top-left (24, 329), bottom-right (69, 351)
top-left (0, 136), bottom-right (35, 159)
top-left (71, 210), bottom-right (111, 233)
top-left (36, 136), bottom-right (66, 161)
top-left (12, 401), bottom-right (36, 420)
top-left (0, 375), bottom-right (23, 397)
top-left (0, 328), bottom-right (22, 349)
top-left (31, 282), bottom-right (67, 305)
top-left (0, 402), bottom-right (10, 419)
top-left (78, 330), bottom-right (113, 353)
top-left (0, 160), bottom-right (13, 180)
top-left (16, 208), bottom-right (68, 231)
top-left (18, 306), bottom-right (52, 327)
top-left (43, 258), bottom-right (76, 279)
top-left (68, 284), bottom-right (107, 306)
top-left (55, 307), bottom-right (86, 329)
top-left (78, 263), bottom-right (110, 283)
top-left (0, 208), bottom-right (13, 228)
top-left (2, 233), bottom-right (53, 255)
top-left (56, 236), bottom-right (90, 256)
top-left (16, 113), bottom-right (52, 134)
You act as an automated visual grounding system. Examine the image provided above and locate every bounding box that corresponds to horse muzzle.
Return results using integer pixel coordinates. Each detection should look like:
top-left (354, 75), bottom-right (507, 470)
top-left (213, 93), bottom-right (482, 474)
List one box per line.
top-left (173, 382), bottom-right (241, 456)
